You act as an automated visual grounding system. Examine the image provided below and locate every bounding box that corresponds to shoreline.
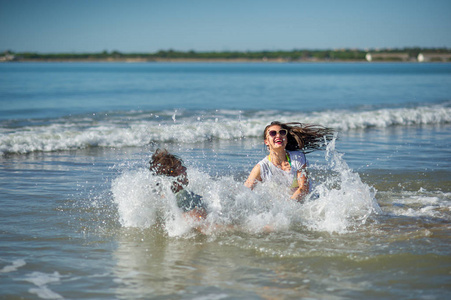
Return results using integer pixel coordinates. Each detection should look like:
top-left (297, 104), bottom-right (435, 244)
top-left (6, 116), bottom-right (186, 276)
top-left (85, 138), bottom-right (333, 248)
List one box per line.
top-left (2, 58), bottom-right (443, 63)
top-left (2, 48), bottom-right (450, 63)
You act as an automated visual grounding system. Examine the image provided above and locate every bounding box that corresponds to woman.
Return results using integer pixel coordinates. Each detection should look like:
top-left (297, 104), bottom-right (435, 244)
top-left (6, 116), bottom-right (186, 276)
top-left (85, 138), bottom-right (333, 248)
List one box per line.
top-left (245, 121), bottom-right (334, 201)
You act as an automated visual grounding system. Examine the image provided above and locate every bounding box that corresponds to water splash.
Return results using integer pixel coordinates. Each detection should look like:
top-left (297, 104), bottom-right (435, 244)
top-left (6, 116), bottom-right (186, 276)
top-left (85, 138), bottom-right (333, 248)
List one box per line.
top-left (111, 137), bottom-right (380, 236)
top-left (301, 136), bottom-right (382, 233)
top-left (111, 170), bottom-right (192, 237)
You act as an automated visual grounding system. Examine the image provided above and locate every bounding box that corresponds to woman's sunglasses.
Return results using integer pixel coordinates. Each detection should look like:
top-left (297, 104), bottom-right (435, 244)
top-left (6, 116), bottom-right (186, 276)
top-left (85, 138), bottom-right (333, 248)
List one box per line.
top-left (268, 129), bottom-right (287, 137)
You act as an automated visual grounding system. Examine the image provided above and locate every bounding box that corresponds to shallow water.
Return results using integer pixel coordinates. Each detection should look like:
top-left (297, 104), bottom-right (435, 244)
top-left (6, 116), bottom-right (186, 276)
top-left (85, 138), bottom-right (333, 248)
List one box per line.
top-left (1, 135), bottom-right (450, 299)
top-left (1, 62), bottom-right (450, 299)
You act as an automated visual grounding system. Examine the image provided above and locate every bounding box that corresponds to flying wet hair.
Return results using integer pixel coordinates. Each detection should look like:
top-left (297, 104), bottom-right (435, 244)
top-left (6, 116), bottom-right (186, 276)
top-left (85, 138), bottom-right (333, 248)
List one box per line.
top-left (149, 148), bottom-right (184, 177)
top-left (263, 121), bottom-right (334, 153)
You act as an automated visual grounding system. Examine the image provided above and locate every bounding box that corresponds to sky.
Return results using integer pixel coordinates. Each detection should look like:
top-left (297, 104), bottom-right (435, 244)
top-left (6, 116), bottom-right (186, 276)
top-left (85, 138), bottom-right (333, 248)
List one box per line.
top-left (1, 0), bottom-right (450, 53)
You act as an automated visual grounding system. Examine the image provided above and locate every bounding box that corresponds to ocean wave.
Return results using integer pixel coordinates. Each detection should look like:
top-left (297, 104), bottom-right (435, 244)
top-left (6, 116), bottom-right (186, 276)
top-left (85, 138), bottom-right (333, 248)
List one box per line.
top-left (1, 104), bottom-right (450, 155)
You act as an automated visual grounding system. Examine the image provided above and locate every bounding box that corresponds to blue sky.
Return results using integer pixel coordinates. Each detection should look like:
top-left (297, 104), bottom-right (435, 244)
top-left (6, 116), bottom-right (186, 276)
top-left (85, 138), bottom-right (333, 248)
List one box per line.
top-left (1, 0), bottom-right (450, 53)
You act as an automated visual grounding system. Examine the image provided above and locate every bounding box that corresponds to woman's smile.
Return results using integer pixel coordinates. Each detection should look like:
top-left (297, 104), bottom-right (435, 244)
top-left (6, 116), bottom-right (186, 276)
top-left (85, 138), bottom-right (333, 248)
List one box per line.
top-left (274, 137), bottom-right (285, 146)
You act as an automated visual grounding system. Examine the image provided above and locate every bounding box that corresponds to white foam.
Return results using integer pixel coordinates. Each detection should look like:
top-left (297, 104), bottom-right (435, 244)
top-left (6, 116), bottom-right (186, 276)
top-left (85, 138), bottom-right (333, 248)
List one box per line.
top-left (112, 170), bottom-right (158, 228)
top-left (111, 169), bottom-right (195, 236)
top-left (1, 103), bottom-right (450, 155)
top-left (0, 259), bottom-right (26, 273)
top-left (111, 137), bottom-right (380, 235)
top-left (23, 271), bottom-right (64, 300)
top-left (388, 190), bottom-right (451, 220)
top-left (301, 138), bottom-right (382, 233)
top-left (307, 105), bottom-right (451, 130)
top-left (29, 286), bottom-right (64, 300)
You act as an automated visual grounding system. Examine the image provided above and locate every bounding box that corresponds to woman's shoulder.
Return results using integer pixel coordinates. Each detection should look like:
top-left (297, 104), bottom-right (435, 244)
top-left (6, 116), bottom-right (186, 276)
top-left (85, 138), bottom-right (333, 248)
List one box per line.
top-left (257, 155), bottom-right (270, 166)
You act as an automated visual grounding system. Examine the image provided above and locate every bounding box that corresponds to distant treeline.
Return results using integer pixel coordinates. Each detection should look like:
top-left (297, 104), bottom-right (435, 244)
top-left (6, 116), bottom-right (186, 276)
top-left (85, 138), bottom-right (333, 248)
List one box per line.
top-left (4, 48), bottom-right (451, 62)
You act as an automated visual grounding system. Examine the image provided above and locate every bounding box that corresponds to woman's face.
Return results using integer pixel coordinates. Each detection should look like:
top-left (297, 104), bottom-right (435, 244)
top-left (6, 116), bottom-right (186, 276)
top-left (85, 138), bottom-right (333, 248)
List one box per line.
top-left (264, 125), bottom-right (287, 150)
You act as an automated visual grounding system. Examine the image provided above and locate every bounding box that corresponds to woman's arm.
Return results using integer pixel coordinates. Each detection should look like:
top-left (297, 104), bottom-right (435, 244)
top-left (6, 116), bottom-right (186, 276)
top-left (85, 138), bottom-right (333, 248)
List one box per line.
top-left (291, 165), bottom-right (309, 201)
top-left (244, 164), bottom-right (262, 189)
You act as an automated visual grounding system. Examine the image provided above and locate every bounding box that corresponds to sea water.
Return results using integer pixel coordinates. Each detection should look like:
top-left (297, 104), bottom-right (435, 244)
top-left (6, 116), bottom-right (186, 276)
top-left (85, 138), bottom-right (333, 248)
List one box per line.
top-left (0, 62), bottom-right (450, 299)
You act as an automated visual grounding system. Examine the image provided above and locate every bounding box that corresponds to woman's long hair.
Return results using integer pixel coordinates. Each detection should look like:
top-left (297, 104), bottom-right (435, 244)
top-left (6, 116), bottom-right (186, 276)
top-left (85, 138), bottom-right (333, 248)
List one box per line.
top-left (263, 121), bottom-right (334, 153)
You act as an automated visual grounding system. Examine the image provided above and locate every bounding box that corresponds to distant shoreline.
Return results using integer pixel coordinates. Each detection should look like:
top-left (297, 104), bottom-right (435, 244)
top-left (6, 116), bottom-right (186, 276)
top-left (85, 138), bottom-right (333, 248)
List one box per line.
top-left (5, 58), bottom-right (450, 63)
top-left (10, 58), bottom-right (351, 63)
top-left (2, 48), bottom-right (451, 63)
top-left (0, 48), bottom-right (451, 63)
top-left (6, 59), bottom-right (450, 64)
